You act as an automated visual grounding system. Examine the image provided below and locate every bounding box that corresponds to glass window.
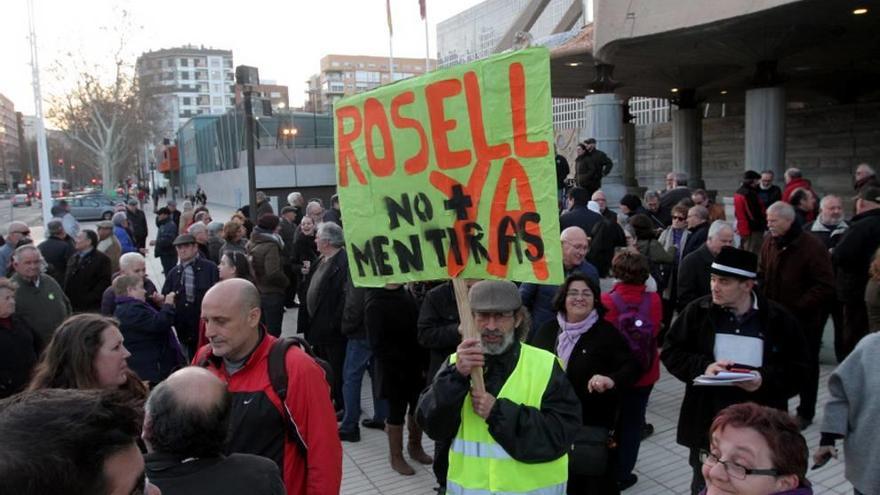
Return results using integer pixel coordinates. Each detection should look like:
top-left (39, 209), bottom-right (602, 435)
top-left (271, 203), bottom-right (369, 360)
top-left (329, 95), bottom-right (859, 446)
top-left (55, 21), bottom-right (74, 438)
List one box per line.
top-left (180, 71), bottom-right (190, 80)
top-left (212, 96), bottom-right (223, 106)
top-left (179, 58), bottom-right (188, 67)
top-left (211, 71), bottom-right (221, 80)
top-left (210, 58), bottom-right (220, 67)
top-left (182, 97), bottom-right (191, 105)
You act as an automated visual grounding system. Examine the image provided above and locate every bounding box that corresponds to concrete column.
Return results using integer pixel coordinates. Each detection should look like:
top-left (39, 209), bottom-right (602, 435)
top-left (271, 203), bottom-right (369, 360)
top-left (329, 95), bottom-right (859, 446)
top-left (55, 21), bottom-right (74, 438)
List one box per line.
top-left (622, 121), bottom-right (638, 188)
top-left (581, 92), bottom-right (626, 206)
top-left (672, 107), bottom-right (705, 189)
top-left (745, 86), bottom-right (785, 176)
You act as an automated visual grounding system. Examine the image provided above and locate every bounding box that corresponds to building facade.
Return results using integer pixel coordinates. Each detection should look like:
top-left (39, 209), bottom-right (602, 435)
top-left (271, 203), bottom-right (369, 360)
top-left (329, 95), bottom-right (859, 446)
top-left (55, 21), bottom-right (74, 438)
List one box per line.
top-left (0, 93), bottom-right (22, 190)
top-left (305, 54), bottom-right (436, 112)
top-left (136, 46), bottom-right (235, 141)
top-left (233, 82), bottom-right (290, 114)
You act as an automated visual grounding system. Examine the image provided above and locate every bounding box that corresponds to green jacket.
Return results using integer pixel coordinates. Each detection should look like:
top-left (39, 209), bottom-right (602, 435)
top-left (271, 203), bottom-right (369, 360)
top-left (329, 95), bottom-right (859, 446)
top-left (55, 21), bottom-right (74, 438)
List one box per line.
top-left (12, 273), bottom-right (71, 344)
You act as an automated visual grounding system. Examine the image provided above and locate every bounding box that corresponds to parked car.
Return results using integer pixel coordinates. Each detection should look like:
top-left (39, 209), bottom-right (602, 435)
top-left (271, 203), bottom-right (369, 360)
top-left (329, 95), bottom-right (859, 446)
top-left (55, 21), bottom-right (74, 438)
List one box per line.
top-left (53, 196), bottom-right (115, 220)
top-left (12, 194), bottom-right (32, 207)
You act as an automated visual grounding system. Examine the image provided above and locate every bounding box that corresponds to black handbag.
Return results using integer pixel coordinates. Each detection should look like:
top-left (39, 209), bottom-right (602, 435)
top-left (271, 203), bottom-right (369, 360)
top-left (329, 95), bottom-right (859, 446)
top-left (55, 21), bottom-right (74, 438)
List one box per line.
top-left (568, 425), bottom-right (613, 476)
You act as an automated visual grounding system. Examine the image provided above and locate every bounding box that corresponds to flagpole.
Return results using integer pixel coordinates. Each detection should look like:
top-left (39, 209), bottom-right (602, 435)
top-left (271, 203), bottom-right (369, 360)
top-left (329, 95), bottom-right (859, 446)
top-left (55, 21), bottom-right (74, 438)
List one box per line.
top-left (424, 4), bottom-right (430, 72)
top-left (387, 0), bottom-right (395, 82)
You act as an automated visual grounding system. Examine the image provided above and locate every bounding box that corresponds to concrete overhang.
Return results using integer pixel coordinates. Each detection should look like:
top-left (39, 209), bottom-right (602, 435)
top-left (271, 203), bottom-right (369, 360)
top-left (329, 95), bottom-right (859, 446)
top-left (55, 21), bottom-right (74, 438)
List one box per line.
top-left (545, 23), bottom-right (597, 98)
top-left (591, 0), bottom-right (880, 104)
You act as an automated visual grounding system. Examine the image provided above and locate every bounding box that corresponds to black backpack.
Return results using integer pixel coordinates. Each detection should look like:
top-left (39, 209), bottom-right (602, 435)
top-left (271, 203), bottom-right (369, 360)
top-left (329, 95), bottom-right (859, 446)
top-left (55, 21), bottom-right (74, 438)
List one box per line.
top-left (268, 336), bottom-right (335, 458)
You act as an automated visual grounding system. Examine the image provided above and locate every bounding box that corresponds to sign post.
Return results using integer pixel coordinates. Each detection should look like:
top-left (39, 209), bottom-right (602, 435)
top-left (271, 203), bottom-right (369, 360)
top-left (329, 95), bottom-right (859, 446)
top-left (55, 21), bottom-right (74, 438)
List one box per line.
top-left (334, 47), bottom-right (563, 392)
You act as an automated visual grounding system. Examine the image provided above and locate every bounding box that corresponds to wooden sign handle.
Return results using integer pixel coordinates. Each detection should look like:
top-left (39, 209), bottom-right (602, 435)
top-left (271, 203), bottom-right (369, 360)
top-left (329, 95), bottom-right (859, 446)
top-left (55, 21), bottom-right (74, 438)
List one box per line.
top-left (452, 278), bottom-right (485, 393)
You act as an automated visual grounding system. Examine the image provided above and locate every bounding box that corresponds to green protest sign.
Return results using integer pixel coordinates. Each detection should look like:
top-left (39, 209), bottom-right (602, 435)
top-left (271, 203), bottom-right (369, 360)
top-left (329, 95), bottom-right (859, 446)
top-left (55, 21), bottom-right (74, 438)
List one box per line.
top-left (334, 47), bottom-right (563, 287)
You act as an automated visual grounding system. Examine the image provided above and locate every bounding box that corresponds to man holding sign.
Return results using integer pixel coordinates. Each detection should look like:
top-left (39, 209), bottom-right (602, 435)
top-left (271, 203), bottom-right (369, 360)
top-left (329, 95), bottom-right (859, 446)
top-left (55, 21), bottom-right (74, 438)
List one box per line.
top-left (416, 280), bottom-right (580, 495)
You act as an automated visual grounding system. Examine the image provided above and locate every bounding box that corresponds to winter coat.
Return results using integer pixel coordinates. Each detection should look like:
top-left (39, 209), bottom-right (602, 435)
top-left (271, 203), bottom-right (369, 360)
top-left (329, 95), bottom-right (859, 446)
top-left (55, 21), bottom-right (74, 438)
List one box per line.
top-left (782, 177), bottom-right (814, 203)
top-left (146, 452), bottom-right (285, 495)
top-left (97, 235), bottom-right (122, 273)
top-left (575, 150), bottom-right (612, 191)
top-left (302, 250), bottom-right (348, 345)
top-left (364, 287), bottom-right (426, 401)
top-left (11, 273), bottom-right (71, 345)
top-left (734, 184), bottom-right (767, 237)
top-left (417, 341), bottom-right (582, 463)
top-left (126, 208), bottom-right (149, 248)
top-left (759, 227), bottom-right (835, 333)
top-left (832, 208), bottom-right (880, 302)
top-left (279, 218), bottom-right (298, 262)
top-left (559, 205), bottom-right (603, 238)
top-left (602, 283), bottom-right (663, 387)
top-left (658, 226), bottom-right (689, 300)
top-left (756, 185), bottom-right (782, 210)
top-left (115, 225), bottom-right (137, 254)
top-left (0, 315), bottom-right (41, 399)
top-left (676, 244), bottom-right (714, 313)
top-left (114, 297), bottom-right (182, 384)
top-left (530, 318), bottom-right (641, 429)
top-left (38, 236), bottom-right (75, 285)
top-left (161, 256), bottom-right (219, 349)
top-left (659, 187), bottom-right (693, 225)
top-left (207, 236), bottom-right (223, 264)
top-left (247, 230), bottom-right (289, 295)
top-left (660, 294), bottom-right (807, 449)
top-left (154, 218), bottom-right (178, 258)
top-left (680, 222), bottom-right (709, 260)
top-left (806, 219), bottom-right (848, 251)
top-left (101, 276), bottom-right (158, 316)
top-left (63, 249), bottom-right (113, 312)
top-left (587, 218), bottom-right (627, 278)
top-left (417, 282), bottom-right (462, 381)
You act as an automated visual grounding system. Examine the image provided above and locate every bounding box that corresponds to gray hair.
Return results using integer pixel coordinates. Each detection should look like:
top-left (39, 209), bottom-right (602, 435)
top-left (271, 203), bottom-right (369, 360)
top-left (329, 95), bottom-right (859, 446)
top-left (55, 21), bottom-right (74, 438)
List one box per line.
top-left (207, 221), bottom-right (224, 235)
top-left (643, 190), bottom-right (660, 202)
top-left (256, 191), bottom-right (266, 201)
top-left (856, 163), bottom-right (875, 177)
top-left (689, 205), bottom-right (709, 221)
top-left (306, 201), bottom-right (323, 215)
top-left (12, 244), bottom-right (41, 263)
top-left (119, 252), bottom-right (145, 271)
top-left (674, 172), bottom-right (688, 186)
top-left (47, 220), bottom-right (64, 236)
top-left (820, 194), bottom-right (842, 210)
top-left (316, 222), bottom-right (344, 248)
top-left (785, 167), bottom-right (802, 179)
top-left (287, 192), bottom-right (302, 206)
top-left (5, 221), bottom-right (28, 236)
top-left (182, 200), bottom-right (193, 211)
top-left (766, 201), bottom-right (795, 221)
top-left (111, 212), bottom-right (128, 227)
top-left (188, 223), bottom-right (207, 236)
top-left (707, 220), bottom-right (734, 239)
top-left (761, 169), bottom-right (775, 177)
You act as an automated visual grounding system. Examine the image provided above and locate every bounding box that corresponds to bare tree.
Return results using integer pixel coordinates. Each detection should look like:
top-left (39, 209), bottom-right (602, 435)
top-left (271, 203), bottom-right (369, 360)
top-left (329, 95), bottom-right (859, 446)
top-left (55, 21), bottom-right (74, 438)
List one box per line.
top-left (46, 9), bottom-right (160, 193)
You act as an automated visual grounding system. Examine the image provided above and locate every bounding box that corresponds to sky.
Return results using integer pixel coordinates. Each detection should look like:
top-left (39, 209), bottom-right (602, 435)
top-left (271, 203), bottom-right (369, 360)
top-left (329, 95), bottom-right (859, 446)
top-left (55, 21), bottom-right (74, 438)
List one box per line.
top-left (0, 0), bottom-right (482, 117)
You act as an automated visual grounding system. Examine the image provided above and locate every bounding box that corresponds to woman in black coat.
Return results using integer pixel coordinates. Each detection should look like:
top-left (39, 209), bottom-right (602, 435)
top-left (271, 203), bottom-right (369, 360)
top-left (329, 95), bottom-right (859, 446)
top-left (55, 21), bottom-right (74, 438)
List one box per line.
top-left (292, 216), bottom-right (319, 335)
top-left (528, 272), bottom-right (641, 495)
top-left (0, 278), bottom-right (41, 399)
top-left (364, 284), bottom-right (432, 476)
top-left (112, 274), bottom-right (184, 385)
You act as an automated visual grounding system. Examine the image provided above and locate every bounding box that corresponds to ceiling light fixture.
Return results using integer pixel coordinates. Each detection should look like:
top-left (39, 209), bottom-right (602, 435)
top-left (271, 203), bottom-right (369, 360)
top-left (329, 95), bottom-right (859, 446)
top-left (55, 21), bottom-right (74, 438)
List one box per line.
top-left (853, 7), bottom-right (868, 14)
top-left (670, 88), bottom-right (679, 93)
top-left (566, 62), bottom-right (582, 67)
top-left (720, 90), bottom-right (728, 95)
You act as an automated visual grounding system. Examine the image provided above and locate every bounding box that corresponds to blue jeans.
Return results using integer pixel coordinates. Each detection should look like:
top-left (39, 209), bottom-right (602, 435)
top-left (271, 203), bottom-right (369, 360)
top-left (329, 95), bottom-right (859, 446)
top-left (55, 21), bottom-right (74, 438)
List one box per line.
top-left (339, 337), bottom-right (387, 433)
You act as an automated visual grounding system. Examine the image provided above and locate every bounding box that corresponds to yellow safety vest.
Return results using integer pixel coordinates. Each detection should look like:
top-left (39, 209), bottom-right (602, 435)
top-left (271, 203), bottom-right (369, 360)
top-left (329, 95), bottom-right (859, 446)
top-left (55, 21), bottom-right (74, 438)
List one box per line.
top-left (447, 343), bottom-right (568, 495)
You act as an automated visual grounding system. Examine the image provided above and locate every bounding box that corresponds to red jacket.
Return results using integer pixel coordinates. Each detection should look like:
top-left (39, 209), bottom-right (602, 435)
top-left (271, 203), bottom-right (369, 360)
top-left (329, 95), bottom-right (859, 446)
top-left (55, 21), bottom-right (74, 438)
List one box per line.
top-left (194, 333), bottom-right (342, 495)
top-left (782, 177), bottom-right (812, 203)
top-left (601, 283), bottom-right (663, 388)
top-left (733, 192), bottom-right (762, 237)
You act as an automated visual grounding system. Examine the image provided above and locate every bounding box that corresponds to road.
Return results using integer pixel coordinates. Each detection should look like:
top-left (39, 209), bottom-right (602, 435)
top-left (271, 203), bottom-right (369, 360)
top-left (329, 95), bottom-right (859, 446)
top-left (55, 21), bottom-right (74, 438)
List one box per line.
top-left (0, 200), bottom-right (45, 228)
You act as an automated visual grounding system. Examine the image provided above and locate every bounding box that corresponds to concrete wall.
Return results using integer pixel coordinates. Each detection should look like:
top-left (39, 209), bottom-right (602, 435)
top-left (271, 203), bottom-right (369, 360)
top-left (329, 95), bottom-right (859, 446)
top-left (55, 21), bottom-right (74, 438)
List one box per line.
top-left (634, 102), bottom-right (880, 198)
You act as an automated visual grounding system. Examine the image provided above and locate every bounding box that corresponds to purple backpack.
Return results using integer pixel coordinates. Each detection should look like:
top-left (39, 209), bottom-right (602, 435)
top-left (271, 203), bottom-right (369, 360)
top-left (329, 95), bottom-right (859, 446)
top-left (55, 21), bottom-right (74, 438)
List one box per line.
top-left (610, 292), bottom-right (656, 372)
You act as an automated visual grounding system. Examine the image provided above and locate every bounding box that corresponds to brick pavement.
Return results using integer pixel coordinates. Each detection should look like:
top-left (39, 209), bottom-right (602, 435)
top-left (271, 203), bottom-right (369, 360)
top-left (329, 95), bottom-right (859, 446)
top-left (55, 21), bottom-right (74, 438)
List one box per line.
top-left (134, 202), bottom-right (852, 495)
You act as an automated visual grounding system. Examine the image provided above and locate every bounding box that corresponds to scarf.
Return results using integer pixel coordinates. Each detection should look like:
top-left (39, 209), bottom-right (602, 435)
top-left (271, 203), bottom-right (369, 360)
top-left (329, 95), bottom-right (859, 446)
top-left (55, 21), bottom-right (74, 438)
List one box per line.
top-left (556, 309), bottom-right (599, 368)
top-left (773, 218), bottom-right (802, 249)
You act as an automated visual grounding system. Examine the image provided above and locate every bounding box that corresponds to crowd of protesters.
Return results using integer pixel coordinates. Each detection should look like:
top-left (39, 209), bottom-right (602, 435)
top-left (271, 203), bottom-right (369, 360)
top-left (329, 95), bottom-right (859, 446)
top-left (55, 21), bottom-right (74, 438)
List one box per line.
top-left (1, 157), bottom-right (879, 495)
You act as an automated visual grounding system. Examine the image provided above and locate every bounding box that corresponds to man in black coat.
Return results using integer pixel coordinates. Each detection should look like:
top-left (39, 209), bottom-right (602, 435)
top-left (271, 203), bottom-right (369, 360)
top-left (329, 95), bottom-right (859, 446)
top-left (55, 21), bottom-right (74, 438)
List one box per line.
top-left (63, 229), bottom-right (112, 312)
top-left (144, 367), bottom-right (285, 495)
top-left (304, 222), bottom-right (349, 412)
top-left (153, 208), bottom-right (179, 275)
top-left (559, 187), bottom-right (603, 236)
top-left (162, 234), bottom-right (219, 357)
top-left (659, 171), bottom-right (692, 223)
top-left (39, 219), bottom-right (74, 285)
top-left (676, 220), bottom-right (735, 312)
top-left (125, 199), bottom-right (149, 250)
top-left (832, 186), bottom-right (880, 359)
top-left (574, 138), bottom-right (613, 198)
top-left (661, 247), bottom-right (808, 495)
top-left (680, 205), bottom-right (710, 260)
top-left (279, 206), bottom-right (299, 308)
top-left (322, 194), bottom-right (343, 228)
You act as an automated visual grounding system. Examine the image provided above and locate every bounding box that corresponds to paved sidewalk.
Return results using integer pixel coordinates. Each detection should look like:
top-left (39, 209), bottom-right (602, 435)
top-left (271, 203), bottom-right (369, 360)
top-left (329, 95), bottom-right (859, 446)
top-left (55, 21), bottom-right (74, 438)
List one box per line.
top-left (134, 202), bottom-right (852, 495)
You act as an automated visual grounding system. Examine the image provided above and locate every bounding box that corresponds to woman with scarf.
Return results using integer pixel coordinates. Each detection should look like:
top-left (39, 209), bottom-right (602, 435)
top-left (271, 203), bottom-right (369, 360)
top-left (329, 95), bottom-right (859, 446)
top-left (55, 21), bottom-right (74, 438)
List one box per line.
top-left (112, 274), bottom-right (183, 386)
top-left (601, 251), bottom-right (663, 490)
top-left (529, 272), bottom-right (641, 494)
top-left (247, 214), bottom-right (289, 337)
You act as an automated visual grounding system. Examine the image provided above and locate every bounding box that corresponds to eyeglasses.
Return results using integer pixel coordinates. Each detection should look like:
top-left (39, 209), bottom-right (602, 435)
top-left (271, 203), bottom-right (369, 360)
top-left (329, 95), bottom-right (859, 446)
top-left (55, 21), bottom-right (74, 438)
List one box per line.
top-left (12, 230), bottom-right (30, 236)
top-left (566, 290), bottom-right (593, 299)
top-left (699, 450), bottom-right (780, 480)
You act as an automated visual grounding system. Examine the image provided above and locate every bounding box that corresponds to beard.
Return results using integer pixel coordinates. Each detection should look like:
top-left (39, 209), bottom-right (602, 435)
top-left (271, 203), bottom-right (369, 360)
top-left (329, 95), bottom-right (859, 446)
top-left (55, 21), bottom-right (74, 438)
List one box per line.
top-left (481, 328), bottom-right (515, 355)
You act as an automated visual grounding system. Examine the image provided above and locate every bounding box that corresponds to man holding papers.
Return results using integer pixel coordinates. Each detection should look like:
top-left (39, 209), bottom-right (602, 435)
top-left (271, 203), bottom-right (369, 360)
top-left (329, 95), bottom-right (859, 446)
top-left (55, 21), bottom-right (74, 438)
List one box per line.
top-left (661, 246), bottom-right (808, 495)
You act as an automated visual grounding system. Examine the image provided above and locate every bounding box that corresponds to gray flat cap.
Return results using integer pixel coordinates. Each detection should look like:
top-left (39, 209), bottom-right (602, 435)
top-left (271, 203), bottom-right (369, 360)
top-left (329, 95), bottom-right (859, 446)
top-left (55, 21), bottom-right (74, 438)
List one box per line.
top-left (468, 280), bottom-right (521, 312)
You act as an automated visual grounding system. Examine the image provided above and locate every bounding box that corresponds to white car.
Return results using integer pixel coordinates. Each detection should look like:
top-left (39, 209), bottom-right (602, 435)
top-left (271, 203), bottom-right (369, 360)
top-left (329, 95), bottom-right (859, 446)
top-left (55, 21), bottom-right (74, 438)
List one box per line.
top-left (12, 194), bottom-right (32, 207)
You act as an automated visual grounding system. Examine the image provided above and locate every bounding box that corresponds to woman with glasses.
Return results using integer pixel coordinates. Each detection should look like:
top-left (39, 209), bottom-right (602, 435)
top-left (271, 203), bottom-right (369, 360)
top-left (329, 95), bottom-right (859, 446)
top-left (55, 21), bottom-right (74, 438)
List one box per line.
top-left (701, 402), bottom-right (812, 494)
top-left (529, 272), bottom-right (640, 494)
top-left (658, 204), bottom-right (691, 329)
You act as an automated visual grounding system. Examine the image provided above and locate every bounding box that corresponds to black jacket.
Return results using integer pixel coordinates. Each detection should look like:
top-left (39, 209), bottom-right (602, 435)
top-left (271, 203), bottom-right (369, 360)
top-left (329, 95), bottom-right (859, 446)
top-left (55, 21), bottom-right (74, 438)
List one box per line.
top-left (323, 208), bottom-right (342, 228)
top-left (587, 218), bottom-right (626, 277)
top-left (279, 218), bottom-right (297, 262)
top-left (832, 208), bottom-right (880, 302)
top-left (38, 236), bottom-right (75, 285)
top-left (146, 452), bottom-right (285, 495)
top-left (303, 250), bottom-right (349, 345)
top-left (127, 208), bottom-right (149, 249)
top-left (681, 222), bottom-right (709, 260)
top-left (364, 287), bottom-right (426, 401)
top-left (660, 294), bottom-right (807, 449)
top-left (529, 319), bottom-right (640, 429)
top-left (114, 298), bottom-right (181, 383)
top-left (417, 282), bottom-right (461, 381)
top-left (63, 249), bottom-right (112, 312)
top-left (154, 218), bottom-right (178, 258)
top-left (161, 256), bottom-right (219, 348)
top-left (575, 149), bottom-right (613, 190)
top-left (559, 205), bottom-right (603, 238)
top-left (417, 341), bottom-right (581, 463)
top-left (555, 154), bottom-right (569, 189)
top-left (677, 244), bottom-right (714, 312)
top-left (659, 187), bottom-right (693, 225)
top-left (0, 315), bottom-right (41, 399)
top-left (341, 283), bottom-right (366, 339)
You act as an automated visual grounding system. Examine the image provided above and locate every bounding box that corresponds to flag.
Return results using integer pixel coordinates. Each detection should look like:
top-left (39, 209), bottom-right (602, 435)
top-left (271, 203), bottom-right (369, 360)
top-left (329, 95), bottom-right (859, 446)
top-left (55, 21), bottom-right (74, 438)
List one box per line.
top-left (419, 0), bottom-right (426, 20)
top-left (387, 0), bottom-right (393, 36)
